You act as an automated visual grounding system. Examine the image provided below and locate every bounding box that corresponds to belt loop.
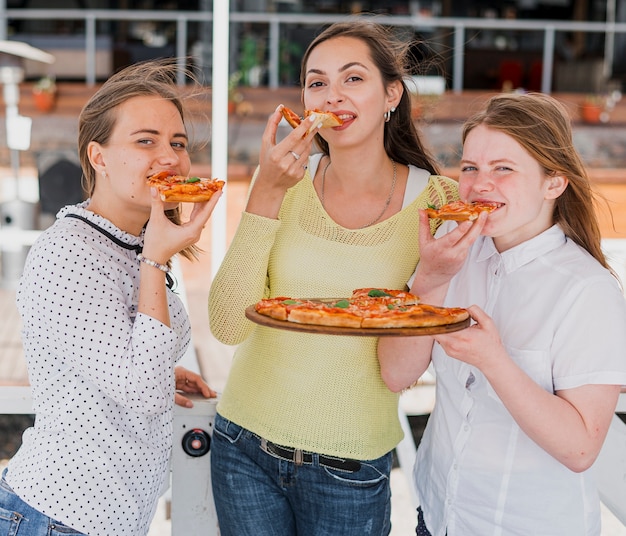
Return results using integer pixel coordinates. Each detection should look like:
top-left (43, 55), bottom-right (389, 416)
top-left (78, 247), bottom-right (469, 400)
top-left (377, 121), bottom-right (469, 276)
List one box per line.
top-left (294, 448), bottom-right (303, 466)
top-left (260, 437), bottom-right (268, 452)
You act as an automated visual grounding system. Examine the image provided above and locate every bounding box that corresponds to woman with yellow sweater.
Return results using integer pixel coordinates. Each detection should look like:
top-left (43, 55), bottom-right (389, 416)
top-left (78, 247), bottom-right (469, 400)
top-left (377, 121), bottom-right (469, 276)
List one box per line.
top-left (208, 19), bottom-right (457, 535)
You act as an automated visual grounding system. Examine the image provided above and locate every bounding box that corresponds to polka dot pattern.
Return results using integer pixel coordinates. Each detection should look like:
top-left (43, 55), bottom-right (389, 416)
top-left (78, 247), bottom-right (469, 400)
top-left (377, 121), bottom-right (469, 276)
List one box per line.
top-left (6, 202), bottom-right (191, 536)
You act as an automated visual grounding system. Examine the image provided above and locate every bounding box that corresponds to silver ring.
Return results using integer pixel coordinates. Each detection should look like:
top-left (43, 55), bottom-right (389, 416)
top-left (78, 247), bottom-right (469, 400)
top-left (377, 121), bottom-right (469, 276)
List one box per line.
top-left (290, 151), bottom-right (301, 160)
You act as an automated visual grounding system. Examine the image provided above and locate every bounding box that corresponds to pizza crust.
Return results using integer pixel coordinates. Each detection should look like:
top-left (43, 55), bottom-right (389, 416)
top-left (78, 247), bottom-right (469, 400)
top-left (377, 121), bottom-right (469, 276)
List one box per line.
top-left (160, 192), bottom-right (220, 203)
top-left (361, 305), bottom-right (469, 328)
top-left (288, 307), bottom-right (362, 328)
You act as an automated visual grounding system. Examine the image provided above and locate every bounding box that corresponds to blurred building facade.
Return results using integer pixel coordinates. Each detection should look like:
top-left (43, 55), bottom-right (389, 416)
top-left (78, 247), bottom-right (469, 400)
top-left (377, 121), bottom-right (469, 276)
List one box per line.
top-left (3, 1), bottom-right (626, 93)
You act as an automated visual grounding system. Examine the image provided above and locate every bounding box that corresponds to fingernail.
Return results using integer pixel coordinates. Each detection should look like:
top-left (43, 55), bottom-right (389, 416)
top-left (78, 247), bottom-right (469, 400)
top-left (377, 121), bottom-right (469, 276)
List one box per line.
top-left (308, 112), bottom-right (317, 122)
top-left (276, 104), bottom-right (284, 112)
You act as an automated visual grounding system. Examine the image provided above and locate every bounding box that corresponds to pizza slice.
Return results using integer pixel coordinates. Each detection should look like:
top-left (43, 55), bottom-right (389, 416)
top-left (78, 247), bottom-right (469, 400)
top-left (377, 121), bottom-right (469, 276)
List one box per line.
top-left (350, 288), bottom-right (420, 306)
top-left (281, 105), bottom-right (343, 130)
top-left (148, 171), bottom-right (225, 203)
top-left (425, 200), bottom-right (501, 221)
top-left (254, 297), bottom-right (317, 322)
top-left (287, 299), bottom-right (363, 328)
top-left (360, 303), bottom-right (470, 328)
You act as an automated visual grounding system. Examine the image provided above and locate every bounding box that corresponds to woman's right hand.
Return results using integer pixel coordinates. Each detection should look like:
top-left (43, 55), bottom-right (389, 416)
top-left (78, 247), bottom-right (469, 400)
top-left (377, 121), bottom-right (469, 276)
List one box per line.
top-left (246, 105), bottom-right (322, 218)
top-left (142, 187), bottom-right (223, 264)
top-left (411, 209), bottom-right (487, 300)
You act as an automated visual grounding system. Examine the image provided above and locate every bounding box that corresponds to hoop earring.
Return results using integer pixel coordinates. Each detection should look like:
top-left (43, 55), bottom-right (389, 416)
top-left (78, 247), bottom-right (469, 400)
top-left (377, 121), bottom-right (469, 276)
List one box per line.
top-left (384, 107), bottom-right (396, 123)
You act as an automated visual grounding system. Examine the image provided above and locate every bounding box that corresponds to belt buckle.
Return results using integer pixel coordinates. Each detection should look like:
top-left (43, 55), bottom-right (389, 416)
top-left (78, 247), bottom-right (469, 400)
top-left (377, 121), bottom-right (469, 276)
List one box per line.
top-left (260, 438), bottom-right (304, 466)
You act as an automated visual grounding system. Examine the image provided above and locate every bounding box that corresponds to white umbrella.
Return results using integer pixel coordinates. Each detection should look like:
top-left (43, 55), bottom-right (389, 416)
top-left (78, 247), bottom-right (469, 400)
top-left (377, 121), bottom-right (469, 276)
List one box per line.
top-left (0, 40), bottom-right (55, 64)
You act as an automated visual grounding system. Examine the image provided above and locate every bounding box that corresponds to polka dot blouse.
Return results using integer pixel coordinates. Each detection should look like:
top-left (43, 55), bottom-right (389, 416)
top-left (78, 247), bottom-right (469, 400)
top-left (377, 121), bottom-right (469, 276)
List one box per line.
top-left (7, 202), bottom-right (191, 536)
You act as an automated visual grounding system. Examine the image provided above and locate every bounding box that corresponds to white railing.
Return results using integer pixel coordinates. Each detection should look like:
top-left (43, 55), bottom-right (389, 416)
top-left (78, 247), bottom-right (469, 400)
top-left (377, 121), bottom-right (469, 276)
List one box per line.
top-left (0, 7), bottom-right (625, 92)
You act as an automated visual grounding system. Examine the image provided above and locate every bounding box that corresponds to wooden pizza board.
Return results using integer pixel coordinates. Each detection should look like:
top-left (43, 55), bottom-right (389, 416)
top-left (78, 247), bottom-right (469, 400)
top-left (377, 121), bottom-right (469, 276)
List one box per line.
top-left (245, 305), bottom-right (471, 337)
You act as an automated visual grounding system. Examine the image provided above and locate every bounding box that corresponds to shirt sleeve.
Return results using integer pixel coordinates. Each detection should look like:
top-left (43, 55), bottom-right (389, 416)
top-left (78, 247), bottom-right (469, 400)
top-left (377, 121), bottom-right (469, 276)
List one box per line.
top-left (21, 234), bottom-right (181, 415)
top-left (552, 275), bottom-right (626, 390)
top-left (208, 210), bottom-right (281, 345)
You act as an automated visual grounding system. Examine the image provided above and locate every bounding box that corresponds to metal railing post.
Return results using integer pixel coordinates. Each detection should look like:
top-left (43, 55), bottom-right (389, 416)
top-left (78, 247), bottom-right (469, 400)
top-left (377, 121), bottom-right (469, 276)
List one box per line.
top-left (85, 14), bottom-right (97, 87)
top-left (541, 25), bottom-right (555, 94)
top-left (0, 0), bottom-right (6, 41)
top-left (268, 18), bottom-right (280, 90)
top-left (176, 16), bottom-right (188, 86)
top-left (452, 23), bottom-right (465, 94)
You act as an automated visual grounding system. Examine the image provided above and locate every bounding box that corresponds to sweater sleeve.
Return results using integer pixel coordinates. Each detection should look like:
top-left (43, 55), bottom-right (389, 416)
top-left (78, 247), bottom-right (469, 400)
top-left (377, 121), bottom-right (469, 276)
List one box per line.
top-left (429, 175), bottom-right (460, 206)
top-left (209, 211), bottom-right (281, 345)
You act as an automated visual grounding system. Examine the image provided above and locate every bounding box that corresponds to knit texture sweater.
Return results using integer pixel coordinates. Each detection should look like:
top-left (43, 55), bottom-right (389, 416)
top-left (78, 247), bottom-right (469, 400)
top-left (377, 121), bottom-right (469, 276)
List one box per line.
top-left (209, 170), bottom-right (458, 460)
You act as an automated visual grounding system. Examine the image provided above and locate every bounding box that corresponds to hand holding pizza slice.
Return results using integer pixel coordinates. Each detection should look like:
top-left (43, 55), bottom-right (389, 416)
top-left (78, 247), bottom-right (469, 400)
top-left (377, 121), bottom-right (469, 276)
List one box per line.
top-left (148, 171), bottom-right (225, 203)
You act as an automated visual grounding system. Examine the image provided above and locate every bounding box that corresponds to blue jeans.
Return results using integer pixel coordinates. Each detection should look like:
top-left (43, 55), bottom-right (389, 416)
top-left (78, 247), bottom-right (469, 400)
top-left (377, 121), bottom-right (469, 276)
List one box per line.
top-left (210, 413), bottom-right (392, 536)
top-left (0, 469), bottom-right (87, 535)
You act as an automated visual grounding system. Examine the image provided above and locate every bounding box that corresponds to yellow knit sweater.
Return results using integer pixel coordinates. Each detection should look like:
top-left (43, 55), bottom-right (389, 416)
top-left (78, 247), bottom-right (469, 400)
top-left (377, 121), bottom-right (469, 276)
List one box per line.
top-left (209, 173), bottom-right (458, 460)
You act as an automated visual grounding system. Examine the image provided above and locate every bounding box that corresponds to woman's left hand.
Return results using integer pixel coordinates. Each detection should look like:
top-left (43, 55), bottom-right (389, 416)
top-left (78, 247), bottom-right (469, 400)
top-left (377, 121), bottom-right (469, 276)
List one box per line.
top-left (433, 305), bottom-right (508, 370)
top-left (174, 366), bottom-right (218, 408)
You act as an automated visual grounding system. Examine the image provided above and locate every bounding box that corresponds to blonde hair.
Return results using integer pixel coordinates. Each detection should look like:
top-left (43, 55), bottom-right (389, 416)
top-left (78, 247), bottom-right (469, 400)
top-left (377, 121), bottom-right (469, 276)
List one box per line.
top-left (78, 59), bottom-right (201, 260)
top-left (462, 92), bottom-right (611, 272)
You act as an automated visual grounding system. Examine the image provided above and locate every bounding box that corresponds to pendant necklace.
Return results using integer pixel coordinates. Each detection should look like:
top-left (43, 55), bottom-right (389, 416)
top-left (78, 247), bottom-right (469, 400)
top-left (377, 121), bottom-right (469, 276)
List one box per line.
top-left (320, 158), bottom-right (397, 229)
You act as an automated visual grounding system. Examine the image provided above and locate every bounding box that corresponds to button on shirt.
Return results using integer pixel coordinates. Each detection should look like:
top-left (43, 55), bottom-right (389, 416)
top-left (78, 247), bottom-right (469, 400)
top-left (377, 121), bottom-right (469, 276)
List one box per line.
top-left (7, 203), bottom-right (190, 536)
top-left (414, 225), bottom-right (626, 536)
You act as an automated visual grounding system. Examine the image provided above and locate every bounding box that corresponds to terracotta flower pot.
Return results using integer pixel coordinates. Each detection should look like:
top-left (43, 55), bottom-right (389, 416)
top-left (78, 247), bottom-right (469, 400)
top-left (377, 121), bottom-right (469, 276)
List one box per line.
top-left (33, 90), bottom-right (57, 113)
top-left (581, 102), bottom-right (605, 124)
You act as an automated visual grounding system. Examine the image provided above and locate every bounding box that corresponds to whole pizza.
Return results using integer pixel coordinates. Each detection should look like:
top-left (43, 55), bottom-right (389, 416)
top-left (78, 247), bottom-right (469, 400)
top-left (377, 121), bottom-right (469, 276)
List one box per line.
top-left (253, 288), bottom-right (469, 329)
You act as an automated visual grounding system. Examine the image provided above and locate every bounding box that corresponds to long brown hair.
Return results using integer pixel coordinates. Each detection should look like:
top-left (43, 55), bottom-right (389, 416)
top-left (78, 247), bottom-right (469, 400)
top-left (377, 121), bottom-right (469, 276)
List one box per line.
top-left (462, 92), bottom-right (610, 271)
top-left (299, 18), bottom-right (440, 174)
top-left (78, 59), bottom-right (201, 260)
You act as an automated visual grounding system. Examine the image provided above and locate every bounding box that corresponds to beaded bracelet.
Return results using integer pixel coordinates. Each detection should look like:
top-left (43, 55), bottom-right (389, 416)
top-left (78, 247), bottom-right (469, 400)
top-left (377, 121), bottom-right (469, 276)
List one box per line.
top-left (137, 253), bottom-right (170, 273)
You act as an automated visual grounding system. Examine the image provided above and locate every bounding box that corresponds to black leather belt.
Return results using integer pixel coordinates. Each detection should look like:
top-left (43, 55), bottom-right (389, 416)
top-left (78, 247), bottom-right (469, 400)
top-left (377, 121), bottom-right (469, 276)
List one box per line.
top-left (260, 438), bottom-right (361, 472)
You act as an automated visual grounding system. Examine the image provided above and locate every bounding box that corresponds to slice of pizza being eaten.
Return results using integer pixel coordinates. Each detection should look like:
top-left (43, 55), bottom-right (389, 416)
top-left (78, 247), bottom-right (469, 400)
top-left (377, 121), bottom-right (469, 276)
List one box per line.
top-left (148, 171), bottom-right (225, 203)
top-left (425, 200), bottom-right (501, 221)
top-left (281, 105), bottom-right (343, 130)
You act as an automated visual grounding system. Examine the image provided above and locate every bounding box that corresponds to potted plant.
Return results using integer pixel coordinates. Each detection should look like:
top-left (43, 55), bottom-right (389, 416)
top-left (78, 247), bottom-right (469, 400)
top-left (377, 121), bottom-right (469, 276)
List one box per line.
top-left (228, 71), bottom-right (243, 115)
top-left (32, 76), bottom-right (57, 113)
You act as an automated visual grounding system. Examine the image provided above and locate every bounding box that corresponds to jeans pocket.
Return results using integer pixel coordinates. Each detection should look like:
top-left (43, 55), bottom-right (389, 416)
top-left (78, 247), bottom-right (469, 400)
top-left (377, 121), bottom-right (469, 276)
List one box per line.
top-left (0, 506), bottom-right (22, 535)
top-left (323, 452), bottom-right (392, 488)
top-left (49, 521), bottom-right (87, 535)
top-left (212, 413), bottom-right (244, 444)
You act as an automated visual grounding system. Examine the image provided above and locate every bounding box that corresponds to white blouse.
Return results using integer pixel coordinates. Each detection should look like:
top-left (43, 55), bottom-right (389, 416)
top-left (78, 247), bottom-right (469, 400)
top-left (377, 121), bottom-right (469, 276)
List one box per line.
top-left (414, 225), bottom-right (626, 536)
top-left (7, 202), bottom-right (190, 536)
